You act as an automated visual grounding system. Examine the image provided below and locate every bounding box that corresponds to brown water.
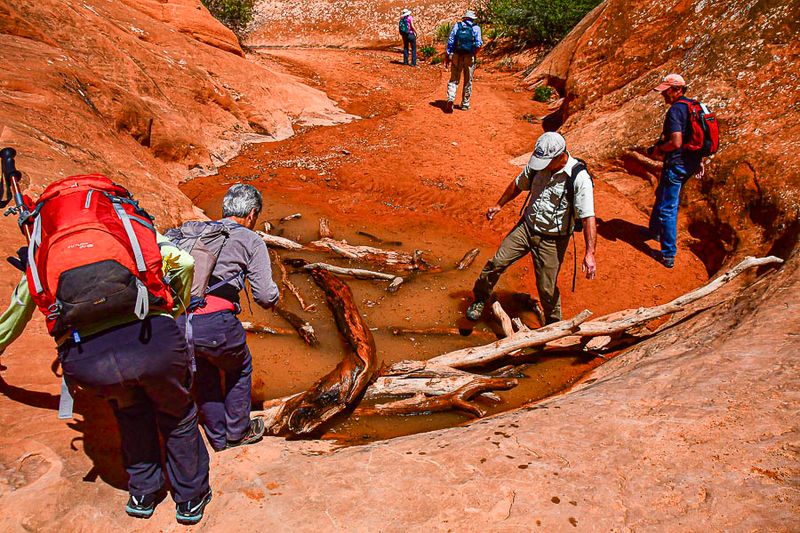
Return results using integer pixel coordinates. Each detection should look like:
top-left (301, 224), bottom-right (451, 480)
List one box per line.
top-left (185, 183), bottom-right (604, 444)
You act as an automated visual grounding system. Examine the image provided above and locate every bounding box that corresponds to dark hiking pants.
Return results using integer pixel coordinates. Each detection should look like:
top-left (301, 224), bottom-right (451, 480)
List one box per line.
top-left (402, 33), bottom-right (417, 66)
top-left (473, 222), bottom-right (569, 324)
top-left (178, 311), bottom-right (252, 451)
top-left (58, 316), bottom-right (210, 504)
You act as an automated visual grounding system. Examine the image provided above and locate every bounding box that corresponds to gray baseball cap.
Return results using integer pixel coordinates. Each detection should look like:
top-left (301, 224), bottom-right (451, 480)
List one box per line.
top-left (529, 132), bottom-right (566, 171)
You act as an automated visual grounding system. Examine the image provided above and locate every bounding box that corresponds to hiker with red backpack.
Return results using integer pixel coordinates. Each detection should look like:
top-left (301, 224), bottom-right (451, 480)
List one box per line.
top-left (398, 8), bottom-right (417, 67)
top-left (0, 152), bottom-right (211, 524)
top-left (168, 184), bottom-right (279, 453)
top-left (644, 73), bottom-right (719, 268)
top-left (443, 10), bottom-right (483, 112)
top-left (465, 132), bottom-right (597, 325)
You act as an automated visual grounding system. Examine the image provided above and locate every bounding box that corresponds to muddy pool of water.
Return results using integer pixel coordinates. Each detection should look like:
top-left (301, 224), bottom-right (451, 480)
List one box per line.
top-left (185, 183), bottom-right (603, 444)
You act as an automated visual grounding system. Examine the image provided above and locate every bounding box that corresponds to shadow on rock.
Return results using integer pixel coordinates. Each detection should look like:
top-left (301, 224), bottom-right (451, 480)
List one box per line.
top-left (0, 374), bottom-right (128, 490)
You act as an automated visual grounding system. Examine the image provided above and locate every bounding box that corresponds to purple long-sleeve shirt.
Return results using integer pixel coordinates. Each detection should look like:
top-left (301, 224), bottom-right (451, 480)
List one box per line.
top-left (207, 218), bottom-right (279, 309)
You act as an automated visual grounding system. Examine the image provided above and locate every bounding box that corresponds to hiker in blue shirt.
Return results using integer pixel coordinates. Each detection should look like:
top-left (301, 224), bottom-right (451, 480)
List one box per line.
top-left (444, 10), bottom-right (483, 112)
top-left (644, 74), bottom-right (704, 268)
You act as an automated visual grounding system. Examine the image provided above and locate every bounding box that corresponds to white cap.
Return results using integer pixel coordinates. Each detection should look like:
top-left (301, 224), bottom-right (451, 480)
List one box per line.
top-left (529, 132), bottom-right (566, 171)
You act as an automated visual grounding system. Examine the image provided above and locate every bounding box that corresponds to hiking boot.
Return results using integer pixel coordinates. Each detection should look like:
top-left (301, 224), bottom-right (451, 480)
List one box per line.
top-left (175, 490), bottom-right (212, 525)
top-left (225, 417), bottom-right (266, 449)
top-left (466, 300), bottom-right (486, 321)
top-left (126, 493), bottom-right (157, 519)
top-left (651, 250), bottom-right (674, 268)
top-left (460, 104), bottom-right (470, 111)
top-left (659, 255), bottom-right (675, 268)
top-left (445, 100), bottom-right (454, 113)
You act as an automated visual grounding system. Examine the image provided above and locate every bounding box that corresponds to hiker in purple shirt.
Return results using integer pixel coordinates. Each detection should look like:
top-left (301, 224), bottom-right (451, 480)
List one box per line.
top-left (398, 8), bottom-right (417, 66)
top-left (177, 184), bottom-right (279, 453)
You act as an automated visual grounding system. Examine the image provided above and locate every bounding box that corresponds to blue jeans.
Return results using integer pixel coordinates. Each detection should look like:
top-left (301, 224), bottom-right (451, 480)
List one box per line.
top-left (648, 164), bottom-right (689, 259)
top-left (58, 316), bottom-right (210, 504)
top-left (178, 311), bottom-right (252, 451)
top-left (402, 33), bottom-right (417, 66)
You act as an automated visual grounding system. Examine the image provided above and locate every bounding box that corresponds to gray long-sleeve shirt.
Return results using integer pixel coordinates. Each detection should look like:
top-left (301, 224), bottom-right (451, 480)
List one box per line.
top-left (207, 218), bottom-right (279, 309)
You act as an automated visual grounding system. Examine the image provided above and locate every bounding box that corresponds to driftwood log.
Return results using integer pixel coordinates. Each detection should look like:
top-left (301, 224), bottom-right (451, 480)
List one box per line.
top-left (302, 262), bottom-right (404, 292)
top-left (260, 269), bottom-right (378, 436)
top-left (241, 322), bottom-right (293, 336)
top-left (274, 305), bottom-right (318, 345)
top-left (318, 218), bottom-right (333, 239)
top-left (309, 237), bottom-right (433, 271)
top-left (456, 248), bottom-right (480, 270)
top-left (271, 250), bottom-right (316, 312)
top-left (256, 230), bottom-right (304, 250)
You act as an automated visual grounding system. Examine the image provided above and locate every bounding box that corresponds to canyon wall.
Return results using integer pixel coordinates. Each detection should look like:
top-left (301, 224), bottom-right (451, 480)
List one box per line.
top-left (526, 0), bottom-right (800, 271)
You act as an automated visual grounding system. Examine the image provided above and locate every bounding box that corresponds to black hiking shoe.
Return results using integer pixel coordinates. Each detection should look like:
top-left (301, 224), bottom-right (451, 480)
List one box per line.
top-left (225, 417), bottom-right (266, 449)
top-left (650, 250), bottom-right (674, 268)
top-left (175, 490), bottom-right (212, 525)
top-left (466, 300), bottom-right (486, 321)
top-left (445, 100), bottom-right (454, 113)
top-left (126, 493), bottom-right (157, 519)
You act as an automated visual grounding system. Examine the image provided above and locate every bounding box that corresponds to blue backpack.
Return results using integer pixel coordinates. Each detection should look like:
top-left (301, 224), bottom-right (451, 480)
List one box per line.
top-left (455, 22), bottom-right (476, 53)
top-left (398, 16), bottom-right (410, 35)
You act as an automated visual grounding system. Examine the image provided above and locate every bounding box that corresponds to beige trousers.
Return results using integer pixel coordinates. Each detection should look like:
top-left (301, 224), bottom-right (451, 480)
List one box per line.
top-left (447, 53), bottom-right (476, 107)
top-left (473, 223), bottom-right (569, 324)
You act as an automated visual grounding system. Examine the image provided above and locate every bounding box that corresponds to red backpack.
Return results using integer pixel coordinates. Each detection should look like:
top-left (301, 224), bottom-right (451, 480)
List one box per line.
top-left (679, 98), bottom-right (719, 156)
top-left (24, 175), bottom-right (173, 338)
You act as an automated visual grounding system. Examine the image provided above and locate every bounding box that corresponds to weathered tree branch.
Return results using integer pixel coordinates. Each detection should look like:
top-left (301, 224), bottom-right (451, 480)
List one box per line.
top-left (274, 305), bottom-right (318, 345)
top-left (262, 269), bottom-right (378, 436)
top-left (309, 237), bottom-right (433, 271)
top-left (318, 218), bottom-right (333, 239)
top-left (256, 230), bottom-right (304, 250)
top-left (456, 248), bottom-right (480, 270)
top-left (301, 262), bottom-right (404, 292)
top-left (429, 310), bottom-right (593, 369)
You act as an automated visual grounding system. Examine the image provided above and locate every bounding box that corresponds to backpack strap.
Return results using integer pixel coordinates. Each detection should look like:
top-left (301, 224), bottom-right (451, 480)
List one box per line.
top-left (27, 214), bottom-right (44, 294)
top-left (110, 199), bottom-right (147, 273)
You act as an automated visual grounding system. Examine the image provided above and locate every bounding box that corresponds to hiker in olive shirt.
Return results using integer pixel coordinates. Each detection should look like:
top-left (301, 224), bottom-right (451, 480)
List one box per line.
top-left (466, 132), bottom-right (597, 324)
top-left (0, 235), bottom-right (212, 523)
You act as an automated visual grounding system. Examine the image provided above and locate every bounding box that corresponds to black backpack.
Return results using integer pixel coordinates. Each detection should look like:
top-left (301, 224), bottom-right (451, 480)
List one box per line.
top-left (454, 22), bottom-right (476, 54)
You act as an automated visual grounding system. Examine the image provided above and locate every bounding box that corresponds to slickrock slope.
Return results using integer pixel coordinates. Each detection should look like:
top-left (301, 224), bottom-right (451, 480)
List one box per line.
top-left (526, 0), bottom-right (800, 272)
top-left (248, 0), bottom-right (469, 48)
top-left (0, 0), bottom-right (352, 227)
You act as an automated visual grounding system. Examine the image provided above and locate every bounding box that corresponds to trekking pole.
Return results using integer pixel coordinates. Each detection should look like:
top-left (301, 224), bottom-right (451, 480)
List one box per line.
top-left (0, 147), bottom-right (31, 242)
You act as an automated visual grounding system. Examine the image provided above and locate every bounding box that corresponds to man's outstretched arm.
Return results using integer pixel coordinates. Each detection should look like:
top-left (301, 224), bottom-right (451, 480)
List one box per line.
top-left (581, 216), bottom-right (597, 279)
top-left (486, 179), bottom-right (523, 220)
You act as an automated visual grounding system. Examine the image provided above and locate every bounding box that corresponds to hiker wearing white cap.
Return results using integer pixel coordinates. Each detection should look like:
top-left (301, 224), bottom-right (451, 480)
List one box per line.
top-left (466, 132), bottom-right (597, 324)
top-left (644, 73), bottom-right (705, 268)
top-left (443, 10), bottom-right (483, 112)
top-left (398, 8), bottom-right (417, 66)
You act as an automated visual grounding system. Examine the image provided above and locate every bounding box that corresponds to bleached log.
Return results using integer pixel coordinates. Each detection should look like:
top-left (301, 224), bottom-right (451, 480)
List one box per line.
top-left (492, 302), bottom-right (514, 337)
top-left (280, 213), bottom-right (302, 222)
top-left (512, 318), bottom-right (530, 332)
top-left (456, 248), bottom-right (480, 270)
top-left (309, 237), bottom-right (433, 271)
top-left (429, 310), bottom-right (593, 369)
top-left (256, 230), bottom-right (304, 250)
top-left (241, 322), bottom-right (293, 335)
top-left (547, 255), bottom-right (784, 349)
top-left (301, 262), bottom-right (404, 292)
top-left (356, 378), bottom-right (518, 417)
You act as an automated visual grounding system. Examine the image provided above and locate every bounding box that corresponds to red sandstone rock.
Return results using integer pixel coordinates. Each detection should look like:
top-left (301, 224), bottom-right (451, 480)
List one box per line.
top-left (525, 0), bottom-right (800, 271)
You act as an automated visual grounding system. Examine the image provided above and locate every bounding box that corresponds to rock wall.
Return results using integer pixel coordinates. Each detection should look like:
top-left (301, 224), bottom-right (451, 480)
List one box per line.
top-left (248, 0), bottom-right (469, 48)
top-left (525, 0), bottom-right (800, 272)
top-left (0, 0), bottom-right (352, 228)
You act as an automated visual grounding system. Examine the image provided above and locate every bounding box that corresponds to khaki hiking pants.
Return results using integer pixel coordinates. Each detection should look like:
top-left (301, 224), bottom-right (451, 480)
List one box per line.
top-left (472, 222), bottom-right (569, 324)
top-left (447, 53), bottom-right (476, 108)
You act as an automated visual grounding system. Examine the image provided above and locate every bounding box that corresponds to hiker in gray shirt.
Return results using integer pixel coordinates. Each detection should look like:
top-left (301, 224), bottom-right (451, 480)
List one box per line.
top-left (180, 184), bottom-right (279, 451)
top-left (466, 132), bottom-right (597, 324)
